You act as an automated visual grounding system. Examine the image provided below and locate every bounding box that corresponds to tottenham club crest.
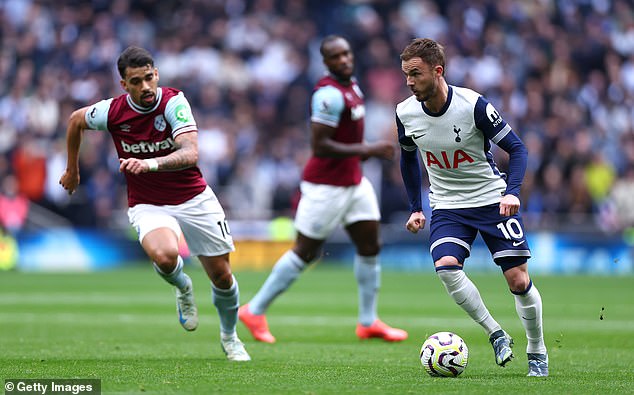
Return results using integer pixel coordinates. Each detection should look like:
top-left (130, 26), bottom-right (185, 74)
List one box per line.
top-left (453, 125), bottom-right (462, 142)
top-left (154, 115), bottom-right (167, 132)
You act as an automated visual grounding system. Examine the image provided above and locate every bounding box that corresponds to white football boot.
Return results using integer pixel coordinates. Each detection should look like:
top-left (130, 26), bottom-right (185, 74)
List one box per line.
top-left (221, 336), bottom-right (251, 361)
top-left (175, 280), bottom-right (198, 331)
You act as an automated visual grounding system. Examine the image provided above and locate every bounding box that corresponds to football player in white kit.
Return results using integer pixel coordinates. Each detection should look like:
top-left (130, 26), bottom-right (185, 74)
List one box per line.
top-left (396, 38), bottom-right (548, 376)
top-left (238, 36), bottom-right (408, 343)
top-left (59, 46), bottom-right (250, 361)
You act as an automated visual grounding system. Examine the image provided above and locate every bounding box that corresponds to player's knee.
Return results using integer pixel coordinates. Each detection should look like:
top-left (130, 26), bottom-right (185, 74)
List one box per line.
top-left (509, 277), bottom-right (531, 293)
top-left (434, 256), bottom-right (461, 269)
top-left (356, 242), bottom-right (380, 257)
top-left (151, 248), bottom-right (179, 272)
top-left (504, 267), bottom-right (530, 293)
top-left (211, 270), bottom-right (234, 289)
top-left (293, 247), bottom-right (319, 264)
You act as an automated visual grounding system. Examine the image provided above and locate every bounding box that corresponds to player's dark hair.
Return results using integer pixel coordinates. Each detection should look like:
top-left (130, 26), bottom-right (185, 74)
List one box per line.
top-left (117, 46), bottom-right (154, 79)
top-left (400, 38), bottom-right (446, 76)
top-left (319, 35), bottom-right (347, 57)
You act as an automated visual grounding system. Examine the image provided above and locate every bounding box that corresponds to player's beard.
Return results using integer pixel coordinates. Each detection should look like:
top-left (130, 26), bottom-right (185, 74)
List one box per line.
top-left (334, 66), bottom-right (353, 82)
top-left (415, 79), bottom-right (437, 103)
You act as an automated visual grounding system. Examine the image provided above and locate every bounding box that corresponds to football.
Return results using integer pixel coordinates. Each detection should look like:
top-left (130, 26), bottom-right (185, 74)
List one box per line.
top-left (420, 331), bottom-right (469, 377)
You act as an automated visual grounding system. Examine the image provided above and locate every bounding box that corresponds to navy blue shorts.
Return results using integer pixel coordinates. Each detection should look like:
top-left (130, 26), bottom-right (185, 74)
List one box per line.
top-left (429, 204), bottom-right (531, 271)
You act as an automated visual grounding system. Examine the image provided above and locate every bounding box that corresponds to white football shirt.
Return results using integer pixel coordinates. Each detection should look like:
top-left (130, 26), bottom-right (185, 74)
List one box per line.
top-left (396, 86), bottom-right (510, 209)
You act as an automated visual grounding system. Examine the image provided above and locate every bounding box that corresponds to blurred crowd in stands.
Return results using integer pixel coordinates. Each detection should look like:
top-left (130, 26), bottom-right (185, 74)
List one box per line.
top-left (1, 0), bottom-right (634, 237)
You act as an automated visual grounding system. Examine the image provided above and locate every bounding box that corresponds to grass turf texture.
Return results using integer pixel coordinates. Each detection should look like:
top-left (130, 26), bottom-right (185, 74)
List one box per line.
top-left (1, 264), bottom-right (632, 394)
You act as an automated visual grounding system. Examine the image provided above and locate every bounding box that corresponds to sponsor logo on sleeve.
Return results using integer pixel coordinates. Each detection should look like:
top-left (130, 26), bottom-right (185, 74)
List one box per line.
top-left (486, 103), bottom-right (503, 127)
top-left (175, 104), bottom-right (192, 123)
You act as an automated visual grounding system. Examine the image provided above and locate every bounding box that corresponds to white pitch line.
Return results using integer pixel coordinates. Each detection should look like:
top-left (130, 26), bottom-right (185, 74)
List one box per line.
top-left (0, 312), bottom-right (632, 331)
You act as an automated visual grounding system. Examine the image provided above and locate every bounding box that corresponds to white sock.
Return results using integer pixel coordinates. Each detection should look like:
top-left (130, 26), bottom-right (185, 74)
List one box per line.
top-left (212, 275), bottom-right (239, 338)
top-left (248, 250), bottom-right (306, 315)
top-left (354, 254), bottom-right (379, 326)
top-left (437, 269), bottom-right (501, 336)
top-left (153, 256), bottom-right (190, 291)
top-left (513, 281), bottom-right (547, 354)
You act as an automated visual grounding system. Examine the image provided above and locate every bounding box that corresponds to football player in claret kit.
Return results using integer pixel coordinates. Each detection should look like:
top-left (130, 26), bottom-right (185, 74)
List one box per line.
top-left (238, 35), bottom-right (408, 344)
top-left (396, 38), bottom-right (548, 376)
top-left (59, 46), bottom-right (250, 361)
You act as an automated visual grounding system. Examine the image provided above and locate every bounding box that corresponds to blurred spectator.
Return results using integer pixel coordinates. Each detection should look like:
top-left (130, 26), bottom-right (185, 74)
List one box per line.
top-left (606, 164), bottom-right (634, 231)
top-left (0, 224), bottom-right (19, 271)
top-left (26, 73), bottom-right (60, 138)
top-left (12, 134), bottom-right (47, 202)
top-left (0, 174), bottom-right (29, 235)
top-left (585, 152), bottom-right (617, 206)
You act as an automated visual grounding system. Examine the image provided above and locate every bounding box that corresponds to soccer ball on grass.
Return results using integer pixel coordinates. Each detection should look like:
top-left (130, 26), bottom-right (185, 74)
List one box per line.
top-left (420, 331), bottom-right (469, 377)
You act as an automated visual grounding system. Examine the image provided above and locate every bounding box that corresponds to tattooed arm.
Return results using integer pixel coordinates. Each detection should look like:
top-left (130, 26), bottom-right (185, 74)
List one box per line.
top-left (118, 132), bottom-right (199, 174)
top-left (156, 132), bottom-right (198, 170)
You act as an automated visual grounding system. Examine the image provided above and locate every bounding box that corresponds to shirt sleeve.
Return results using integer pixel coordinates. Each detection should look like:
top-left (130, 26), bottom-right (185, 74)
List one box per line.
top-left (164, 92), bottom-right (198, 138)
top-left (397, 114), bottom-right (423, 212)
top-left (474, 96), bottom-right (527, 197)
top-left (397, 113), bottom-right (417, 152)
top-left (310, 85), bottom-right (345, 127)
top-left (84, 98), bottom-right (113, 131)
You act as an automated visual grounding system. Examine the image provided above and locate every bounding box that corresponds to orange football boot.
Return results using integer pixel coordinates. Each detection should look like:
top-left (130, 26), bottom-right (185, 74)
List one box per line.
top-left (238, 304), bottom-right (276, 343)
top-left (356, 319), bottom-right (408, 342)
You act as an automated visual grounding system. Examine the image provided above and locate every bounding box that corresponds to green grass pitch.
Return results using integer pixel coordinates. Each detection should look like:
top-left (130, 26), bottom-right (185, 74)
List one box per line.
top-left (1, 264), bottom-right (633, 394)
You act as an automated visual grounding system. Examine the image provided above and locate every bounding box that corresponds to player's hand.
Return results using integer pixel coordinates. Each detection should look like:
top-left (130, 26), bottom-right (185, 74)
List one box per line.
top-left (59, 169), bottom-right (80, 195)
top-left (119, 158), bottom-right (151, 175)
top-left (499, 194), bottom-right (520, 217)
top-left (362, 141), bottom-right (395, 161)
top-left (406, 211), bottom-right (426, 233)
